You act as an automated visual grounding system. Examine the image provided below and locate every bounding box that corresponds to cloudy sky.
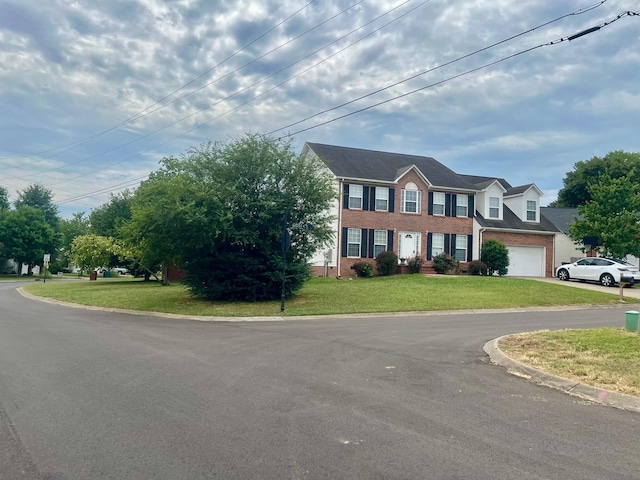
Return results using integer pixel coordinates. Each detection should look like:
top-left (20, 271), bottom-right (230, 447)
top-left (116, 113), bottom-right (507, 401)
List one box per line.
top-left (1, 0), bottom-right (638, 218)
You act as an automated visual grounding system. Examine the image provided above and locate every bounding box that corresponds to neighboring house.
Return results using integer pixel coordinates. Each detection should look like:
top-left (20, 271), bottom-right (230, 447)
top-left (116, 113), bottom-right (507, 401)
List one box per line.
top-left (541, 207), bottom-right (640, 269)
top-left (303, 142), bottom-right (558, 277)
top-left (540, 207), bottom-right (585, 269)
top-left (0, 258), bottom-right (19, 274)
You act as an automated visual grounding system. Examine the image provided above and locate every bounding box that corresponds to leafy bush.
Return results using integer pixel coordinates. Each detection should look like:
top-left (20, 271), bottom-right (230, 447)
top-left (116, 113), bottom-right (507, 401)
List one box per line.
top-left (376, 251), bottom-right (398, 276)
top-left (467, 260), bottom-right (487, 276)
top-left (480, 239), bottom-right (510, 276)
top-left (352, 262), bottom-right (374, 278)
top-left (407, 256), bottom-right (423, 274)
top-left (432, 253), bottom-right (459, 274)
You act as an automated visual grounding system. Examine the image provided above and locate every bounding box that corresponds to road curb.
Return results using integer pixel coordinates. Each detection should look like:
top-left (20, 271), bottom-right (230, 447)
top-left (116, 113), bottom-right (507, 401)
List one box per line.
top-left (484, 336), bottom-right (640, 413)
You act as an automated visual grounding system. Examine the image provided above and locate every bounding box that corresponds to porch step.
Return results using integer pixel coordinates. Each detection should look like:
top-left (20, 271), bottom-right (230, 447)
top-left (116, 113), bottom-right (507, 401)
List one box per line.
top-left (420, 264), bottom-right (437, 275)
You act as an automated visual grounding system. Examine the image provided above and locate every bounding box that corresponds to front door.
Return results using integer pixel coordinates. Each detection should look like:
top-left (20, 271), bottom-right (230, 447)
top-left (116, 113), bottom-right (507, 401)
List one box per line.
top-left (398, 232), bottom-right (421, 261)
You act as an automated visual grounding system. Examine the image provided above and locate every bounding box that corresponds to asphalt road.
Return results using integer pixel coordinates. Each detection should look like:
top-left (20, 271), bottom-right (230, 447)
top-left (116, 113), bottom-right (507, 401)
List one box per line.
top-left (1, 281), bottom-right (640, 480)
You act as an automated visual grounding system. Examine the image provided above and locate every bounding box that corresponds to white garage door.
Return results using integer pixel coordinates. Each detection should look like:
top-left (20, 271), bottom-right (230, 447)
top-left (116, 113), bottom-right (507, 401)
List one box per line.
top-left (506, 246), bottom-right (545, 277)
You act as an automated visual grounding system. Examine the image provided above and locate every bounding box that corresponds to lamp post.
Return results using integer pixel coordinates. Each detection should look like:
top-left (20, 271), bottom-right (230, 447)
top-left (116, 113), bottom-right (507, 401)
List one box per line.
top-left (281, 214), bottom-right (290, 313)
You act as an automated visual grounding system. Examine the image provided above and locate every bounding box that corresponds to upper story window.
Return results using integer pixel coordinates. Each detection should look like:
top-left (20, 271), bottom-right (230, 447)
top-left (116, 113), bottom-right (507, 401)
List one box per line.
top-left (489, 196), bottom-right (500, 218)
top-left (375, 187), bottom-right (389, 211)
top-left (432, 192), bottom-right (445, 215)
top-left (526, 200), bottom-right (537, 221)
top-left (456, 195), bottom-right (468, 217)
top-left (349, 185), bottom-right (363, 209)
top-left (401, 182), bottom-right (422, 214)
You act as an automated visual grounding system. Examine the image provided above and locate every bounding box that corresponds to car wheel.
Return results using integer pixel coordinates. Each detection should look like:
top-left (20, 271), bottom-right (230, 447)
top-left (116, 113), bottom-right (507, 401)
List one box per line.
top-left (600, 273), bottom-right (615, 287)
top-left (557, 269), bottom-right (570, 281)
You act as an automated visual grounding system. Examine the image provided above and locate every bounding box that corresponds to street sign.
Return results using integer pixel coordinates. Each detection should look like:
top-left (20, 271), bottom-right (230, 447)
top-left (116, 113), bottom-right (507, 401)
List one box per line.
top-left (43, 253), bottom-right (51, 262)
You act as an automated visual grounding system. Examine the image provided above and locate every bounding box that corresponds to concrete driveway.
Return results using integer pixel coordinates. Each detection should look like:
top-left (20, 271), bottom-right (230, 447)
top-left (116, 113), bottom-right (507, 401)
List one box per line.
top-left (528, 276), bottom-right (640, 300)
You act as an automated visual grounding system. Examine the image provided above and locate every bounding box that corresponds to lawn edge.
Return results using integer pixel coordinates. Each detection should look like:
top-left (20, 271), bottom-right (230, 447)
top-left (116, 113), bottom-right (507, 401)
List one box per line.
top-left (484, 336), bottom-right (640, 412)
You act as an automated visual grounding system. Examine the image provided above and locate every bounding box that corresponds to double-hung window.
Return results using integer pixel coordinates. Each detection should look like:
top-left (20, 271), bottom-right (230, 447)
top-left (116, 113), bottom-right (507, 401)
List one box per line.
top-left (489, 196), bottom-right (500, 218)
top-left (431, 233), bottom-right (444, 257)
top-left (454, 235), bottom-right (467, 261)
top-left (526, 200), bottom-right (536, 221)
top-left (401, 186), bottom-right (421, 213)
top-left (456, 195), bottom-right (468, 217)
top-left (432, 192), bottom-right (445, 215)
top-left (349, 185), bottom-right (363, 209)
top-left (375, 187), bottom-right (389, 211)
top-left (374, 230), bottom-right (387, 257)
top-left (347, 228), bottom-right (361, 257)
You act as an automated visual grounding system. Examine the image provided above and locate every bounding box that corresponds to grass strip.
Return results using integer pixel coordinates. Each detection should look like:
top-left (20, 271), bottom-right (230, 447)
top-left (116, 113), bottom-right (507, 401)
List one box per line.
top-left (500, 328), bottom-right (640, 396)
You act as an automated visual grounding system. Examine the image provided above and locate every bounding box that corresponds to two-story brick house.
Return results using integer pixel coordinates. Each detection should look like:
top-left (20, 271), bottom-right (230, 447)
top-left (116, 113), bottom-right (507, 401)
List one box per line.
top-left (303, 143), bottom-right (558, 277)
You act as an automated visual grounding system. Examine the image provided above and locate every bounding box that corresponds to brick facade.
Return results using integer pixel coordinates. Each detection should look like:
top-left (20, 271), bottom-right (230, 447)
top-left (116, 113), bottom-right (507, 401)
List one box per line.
top-left (339, 170), bottom-right (474, 277)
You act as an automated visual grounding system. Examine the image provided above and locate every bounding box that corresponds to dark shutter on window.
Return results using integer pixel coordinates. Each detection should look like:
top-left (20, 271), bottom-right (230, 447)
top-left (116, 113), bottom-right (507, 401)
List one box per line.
top-left (368, 229), bottom-right (375, 258)
top-left (389, 188), bottom-right (395, 213)
top-left (451, 194), bottom-right (458, 218)
top-left (444, 234), bottom-right (450, 255)
top-left (445, 194), bottom-right (451, 217)
top-left (451, 234), bottom-right (456, 257)
top-left (426, 233), bottom-right (433, 260)
top-left (341, 227), bottom-right (348, 257)
top-left (428, 192), bottom-right (434, 215)
top-left (468, 195), bottom-right (475, 218)
top-left (363, 186), bottom-right (370, 211)
top-left (387, 230), bottom-right (394, 252)
top-left (343, 184), bottom-right (349, 210)
top-left (361, 229), bottom-right (368, 258)
top-left (369, 187), bottom-right (376, 211)
top-left (467, 235), bottom-right (473, 261)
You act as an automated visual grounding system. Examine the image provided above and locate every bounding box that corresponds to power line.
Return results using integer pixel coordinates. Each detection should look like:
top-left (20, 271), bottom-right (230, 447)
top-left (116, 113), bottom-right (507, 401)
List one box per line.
top-left (54, 5), bottom-right (633, 206)
top-left (15, 0), bottom-right (419, 186)
top-left (281, 10), bottom-right (639, 138)
top-left (1, 1), bottom-right (318, 162)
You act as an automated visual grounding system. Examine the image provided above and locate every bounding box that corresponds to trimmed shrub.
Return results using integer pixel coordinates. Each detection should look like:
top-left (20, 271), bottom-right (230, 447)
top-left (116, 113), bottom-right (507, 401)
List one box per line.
top-left (376, 251), bottom-right (398, 276)
top-left (352, 262), bottom-right (373, 278)
top-left (407, 256), bottom-right (423, 274)
top-left (480, 239), bottom-right (510, 276)
top-left (467, 260), bottom-right (487, 276)
top-left (432, 253), bottom-right (459, 274)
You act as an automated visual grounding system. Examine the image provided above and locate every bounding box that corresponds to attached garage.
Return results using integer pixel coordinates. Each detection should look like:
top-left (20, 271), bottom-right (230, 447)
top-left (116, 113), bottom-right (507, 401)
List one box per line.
top-left (506, 246), bottom-right (545, 277)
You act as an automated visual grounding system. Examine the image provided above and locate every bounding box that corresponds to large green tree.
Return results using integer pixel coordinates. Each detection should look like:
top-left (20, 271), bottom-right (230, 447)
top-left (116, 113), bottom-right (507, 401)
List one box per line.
top-left (14, 183), bottom-right (60, 228)
top-left (57, 212), bottom-right (90, 268)
top-left (89, 190), bottom-right (133, 238)
top-left (569, 174), bottom-right (640, 259)
top-left (127, 134), bottom-right (336, 301)
top-left (0, 206), bottom-right (58, 270)
top-left (555, 150), bottom-right (640, 207)
top-left (0, 186), bottom-right (9, 212)
top-left (71, 234), bottom-right (122, 273)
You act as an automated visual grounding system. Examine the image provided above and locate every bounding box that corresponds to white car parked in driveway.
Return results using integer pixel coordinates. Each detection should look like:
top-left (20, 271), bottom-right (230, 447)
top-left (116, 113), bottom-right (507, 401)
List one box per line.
top-left (556, 258), bottom-right (640, 287)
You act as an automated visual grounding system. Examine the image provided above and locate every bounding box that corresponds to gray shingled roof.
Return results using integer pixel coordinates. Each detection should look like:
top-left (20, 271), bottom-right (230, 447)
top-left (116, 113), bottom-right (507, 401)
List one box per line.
top-left (505, 184), bottom-right (535, 196)
top-left (306, 143), bottom-right (478, 191)
top-left (540, 207), bottom-right (581, 233)
top-left (459, 174), bottom-right (513, 190)
top-left (476, 205), bottom-right (559, 233)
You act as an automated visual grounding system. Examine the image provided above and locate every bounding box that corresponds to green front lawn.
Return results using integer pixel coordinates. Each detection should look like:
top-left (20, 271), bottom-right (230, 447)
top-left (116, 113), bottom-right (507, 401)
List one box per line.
top-left (23, 275), bottom-right (622, 317)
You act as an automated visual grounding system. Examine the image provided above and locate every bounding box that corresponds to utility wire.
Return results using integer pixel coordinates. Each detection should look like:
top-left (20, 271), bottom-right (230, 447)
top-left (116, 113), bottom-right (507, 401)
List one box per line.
top-left (268, 0), bottom-right (609, 135)
top-left (2, 1), bottom-right (318, 161)
top-left (281, 10), bottom-right (639, 138)
top-left (55, 6), bottom-right (633, 205)
top-left (11, 0), bottom-right (415, 184)
top-left (50, 0), bottom-right (603, 190)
